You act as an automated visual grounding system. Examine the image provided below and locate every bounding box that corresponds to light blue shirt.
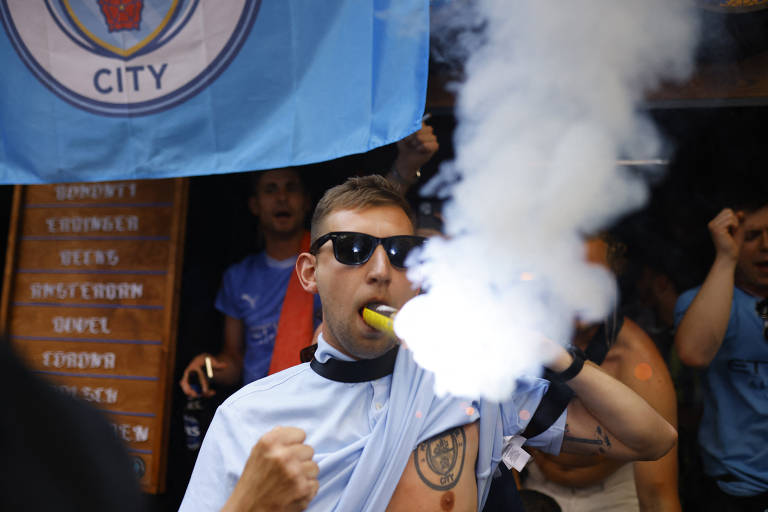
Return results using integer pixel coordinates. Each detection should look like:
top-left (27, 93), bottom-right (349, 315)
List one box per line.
top-left (675, 287), bottom-right (768, 496)
top-left (180, 335), bottom-right (566, 511)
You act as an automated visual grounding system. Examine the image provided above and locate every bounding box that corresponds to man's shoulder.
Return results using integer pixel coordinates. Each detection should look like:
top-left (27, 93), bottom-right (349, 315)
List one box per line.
top-left (677, 286), bottom-right (702, 308)
top-left (220, 363), bottom-right (313, 411)
top-left (673, 286), bottom-right (704, 323)
top-left (609, 318), bottom-right (661, 363)
top-left (224, 252), bottom-right (268, 276)
top-left (607, 318), bottom-right (672, 387)
top-left (733, 287), bottom-right (761, 306)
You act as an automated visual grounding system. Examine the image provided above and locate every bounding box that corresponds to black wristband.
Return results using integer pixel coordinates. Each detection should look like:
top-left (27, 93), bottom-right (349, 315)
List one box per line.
top-left (553, 346), bottom-right (586, 382)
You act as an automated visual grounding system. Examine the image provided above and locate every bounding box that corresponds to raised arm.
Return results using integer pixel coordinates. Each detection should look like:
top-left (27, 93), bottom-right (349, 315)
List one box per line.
top-left (675, 208), bottom-right (743, 367)
top-left (179, 315), bottom-right (244, 397)
top-left (386, 122), bottom-right (439, 194)
top-left (550, 344), bottom-right (676, 462)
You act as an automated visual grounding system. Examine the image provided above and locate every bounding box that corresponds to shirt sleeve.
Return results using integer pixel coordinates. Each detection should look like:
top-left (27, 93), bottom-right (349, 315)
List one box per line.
top-left (178, 407), bottom-right (244, 512)
top-left (673, 287), bottom-right (699, 327)
top-left (525, 407), bottom-right (566, 454)
top-left (674, 285), bottom-right (738, 339)
top-left (499, 376), bottom-right (566, 454)
top-left (215, 263), bottom-right (243, 319)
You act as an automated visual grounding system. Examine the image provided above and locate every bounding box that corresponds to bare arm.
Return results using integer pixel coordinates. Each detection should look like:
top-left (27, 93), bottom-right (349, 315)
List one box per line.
top-left (634, 456), bottom-right (680, 512)
top-left (531, 320), bottom-right (681, 507)
top-left (215, 315), bottom-right (247, 385)
top-left (386, 122), bottom-right (438, 194)
top-left (551, 345), bottom-right (676, 461)
top-left (675, 208), bottom-right (743, 367)
top-left (616, 321), bottom-right (680, 512)
top-left (179, 315), bottom-right (245, 397)
top-left (221, 427), bottom-right (319, 512)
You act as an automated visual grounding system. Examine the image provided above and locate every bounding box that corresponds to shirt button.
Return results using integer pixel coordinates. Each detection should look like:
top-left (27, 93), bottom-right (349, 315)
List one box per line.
top-left (375, 402), bottom-right (383, 410)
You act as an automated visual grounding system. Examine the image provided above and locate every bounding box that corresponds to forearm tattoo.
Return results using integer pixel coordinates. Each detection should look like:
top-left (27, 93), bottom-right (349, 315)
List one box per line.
top-left (414, 426), bottom-right (466, 490)
top-left (563, 424), bottom-right (612, 453)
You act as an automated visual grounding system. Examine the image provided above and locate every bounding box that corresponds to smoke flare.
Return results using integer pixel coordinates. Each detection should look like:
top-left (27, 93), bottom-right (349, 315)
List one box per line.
top-left (397, 0), bottom-right (699, 400)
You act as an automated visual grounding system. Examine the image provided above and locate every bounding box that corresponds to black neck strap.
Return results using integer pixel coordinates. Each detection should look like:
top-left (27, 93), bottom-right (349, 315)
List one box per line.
top-left (310, 346), bottom-right (399, 383)
top-left (584, 313), bottom-right (624, 366)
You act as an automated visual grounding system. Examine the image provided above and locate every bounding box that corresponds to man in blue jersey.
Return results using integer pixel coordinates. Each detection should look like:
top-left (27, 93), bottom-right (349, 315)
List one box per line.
top-left (180, 167), bottom-right (320, 394)
top-left (675, 202), bottom-right (768, 510)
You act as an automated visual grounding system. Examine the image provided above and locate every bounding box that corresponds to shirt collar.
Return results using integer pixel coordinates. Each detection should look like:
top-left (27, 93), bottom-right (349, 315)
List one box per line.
top-left (314, 333), bottom-right (355, 363)
top-left (311, 333), bottom-right (398, 383)
top-left (264, 253), bottom-right (298, 269)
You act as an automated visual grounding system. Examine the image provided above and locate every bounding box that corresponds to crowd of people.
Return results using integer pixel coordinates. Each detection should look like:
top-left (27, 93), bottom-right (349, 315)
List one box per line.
top-left (5, 117), bottom-right (766, 511)
top-left (172, 111), bottom-right (768, 511)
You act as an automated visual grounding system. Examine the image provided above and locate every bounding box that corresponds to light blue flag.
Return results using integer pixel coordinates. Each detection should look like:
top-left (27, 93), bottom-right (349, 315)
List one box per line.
top-left (0, 0), bottom-right (428, 184)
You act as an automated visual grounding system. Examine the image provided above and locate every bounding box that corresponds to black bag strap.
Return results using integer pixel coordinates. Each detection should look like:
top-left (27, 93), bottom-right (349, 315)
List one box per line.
top-left (584, 312), bottom-right (623, 366)
top-left (521, 370), bottom-right (573, 439)
top-left (520, 313), bottom-right (625, 439)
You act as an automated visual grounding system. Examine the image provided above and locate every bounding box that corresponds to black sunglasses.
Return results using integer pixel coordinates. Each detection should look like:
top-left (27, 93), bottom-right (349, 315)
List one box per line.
top-left (310, 231), bottom-right (425, 269)
top-left (756, 298), bottom-right (768, 341)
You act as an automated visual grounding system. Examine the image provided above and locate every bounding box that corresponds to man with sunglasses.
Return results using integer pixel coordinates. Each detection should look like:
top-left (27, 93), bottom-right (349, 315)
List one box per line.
top-left (179, 125), bottom-right (438, 399)
top-left (675, 201), bottom-right (768, 510)
top-left (181, 175), bottom-right (676, 511)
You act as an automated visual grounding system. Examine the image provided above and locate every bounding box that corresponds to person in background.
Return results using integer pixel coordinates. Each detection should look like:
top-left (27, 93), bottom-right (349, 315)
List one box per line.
top-left (523, 236), bottom-right (681, 512)
top-left (179, 124), bottom-right (439, 398)
top-left (674, 202), bottom-right (768, 511)
top-left (0, 336), bottom-right (146, 512)
top-left (1, 333), bottom-right (317, 512)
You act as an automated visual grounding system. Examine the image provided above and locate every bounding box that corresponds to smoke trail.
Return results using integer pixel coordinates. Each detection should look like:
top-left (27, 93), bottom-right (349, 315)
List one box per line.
top-left (396, 0), bottom-right (699, 400)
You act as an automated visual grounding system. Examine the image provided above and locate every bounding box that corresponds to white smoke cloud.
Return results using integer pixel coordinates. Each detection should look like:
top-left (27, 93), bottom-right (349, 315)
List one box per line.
top-left (396, 0), bottom-right (699, 400)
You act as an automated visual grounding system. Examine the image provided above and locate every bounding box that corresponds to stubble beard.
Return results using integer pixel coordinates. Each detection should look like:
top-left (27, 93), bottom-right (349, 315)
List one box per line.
top-left (327, 313), bottom-right (396, 360)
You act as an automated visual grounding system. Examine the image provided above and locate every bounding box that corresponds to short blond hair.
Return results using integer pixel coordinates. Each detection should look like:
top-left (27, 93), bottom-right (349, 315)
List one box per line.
top-left (310, 175), bottom-right (413, 241)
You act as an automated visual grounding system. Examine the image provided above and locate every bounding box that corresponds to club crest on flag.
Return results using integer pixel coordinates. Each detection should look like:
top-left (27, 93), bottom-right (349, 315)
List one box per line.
top-left (0, 0), bottom-right (261, 116)
top-left (52, 0), bottom-right (189, 60)
top-left (97, 0), bottom-right (144, 32)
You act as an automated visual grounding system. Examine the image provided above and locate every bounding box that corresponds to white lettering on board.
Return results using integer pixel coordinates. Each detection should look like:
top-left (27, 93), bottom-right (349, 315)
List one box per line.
top-left (55, 183), bottom-right (137, 201)
top-left (30, 281), bottom-right (143, 300)
top-left (56, 384), bottom-right (119, 404)
top-left (59, 249), bottom-right (120, 266)
top-left (45, 215), bottom-right (139, 233)
top-left (51, 316), bottom-right (111, 334)
top-left (113, 423), bottom-right (150, 443)
top-left (42, 351), bottom-right (116, 370)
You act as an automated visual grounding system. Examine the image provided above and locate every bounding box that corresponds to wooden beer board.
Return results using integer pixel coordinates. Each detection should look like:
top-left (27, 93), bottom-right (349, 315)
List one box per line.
top-left (0, 179), bottom-right (188, 494)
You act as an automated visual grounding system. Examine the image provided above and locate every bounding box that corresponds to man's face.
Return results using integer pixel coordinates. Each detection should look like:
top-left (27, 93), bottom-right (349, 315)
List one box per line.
top-left (250, 168), bottom-right (309, 237)
top-left (312, 206), bottom-right (419, 359)
top-left (736, 205), bottom-right (768, 296)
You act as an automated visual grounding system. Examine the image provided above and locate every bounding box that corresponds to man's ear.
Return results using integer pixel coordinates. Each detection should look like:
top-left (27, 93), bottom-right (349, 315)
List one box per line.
top-left (247, 195), bottom-right (260, 217)
top-left (296, 252), bottom-right (318, 294)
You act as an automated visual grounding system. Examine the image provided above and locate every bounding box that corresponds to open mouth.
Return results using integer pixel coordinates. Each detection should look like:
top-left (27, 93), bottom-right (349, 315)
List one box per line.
top-left (274, 210), bottom-right (292, 219)
top-left (360, 302), bottom-right (389, 314)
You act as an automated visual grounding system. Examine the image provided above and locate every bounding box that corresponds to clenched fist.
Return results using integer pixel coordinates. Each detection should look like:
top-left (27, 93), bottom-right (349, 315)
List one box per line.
top-left (222, 427), bottom-right (319, 512)
top-left (708, 208), bottom-right (745, 264)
